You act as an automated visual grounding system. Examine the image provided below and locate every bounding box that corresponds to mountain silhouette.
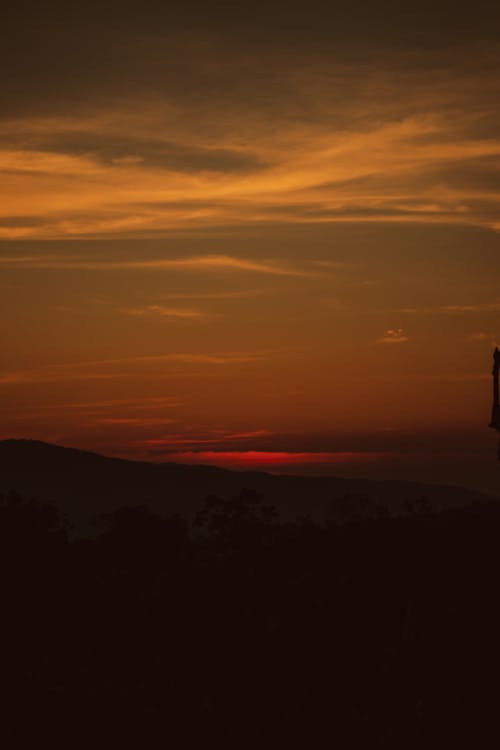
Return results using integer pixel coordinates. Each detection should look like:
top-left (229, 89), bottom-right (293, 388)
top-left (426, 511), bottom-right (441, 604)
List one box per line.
top-left (0, 439), bottom-right (495, 534)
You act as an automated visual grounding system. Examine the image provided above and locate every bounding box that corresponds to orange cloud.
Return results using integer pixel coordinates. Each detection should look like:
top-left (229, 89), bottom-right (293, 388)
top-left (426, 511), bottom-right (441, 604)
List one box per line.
top-left (93, 417), bottom-right (176, 426)
top-left (0, 253), bottom-right (319, 277)
top-left (402, 302), bottom-right (500, 314)
top-left (122, 305), bottom-right (211, 320)
top-left (374, 329), bottom-right (409, 345)
top-left (0, 350), bottom-right (269, 385)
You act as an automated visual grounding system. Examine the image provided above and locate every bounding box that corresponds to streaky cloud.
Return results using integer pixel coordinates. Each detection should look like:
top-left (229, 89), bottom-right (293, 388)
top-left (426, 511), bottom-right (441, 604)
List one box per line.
top-left (0, 253), bottom-right (321, 277)
top-left (0, 350), bottom-right (271, 385)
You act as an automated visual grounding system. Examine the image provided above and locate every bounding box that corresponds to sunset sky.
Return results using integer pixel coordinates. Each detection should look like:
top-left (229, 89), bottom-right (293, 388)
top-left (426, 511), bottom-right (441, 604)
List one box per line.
top-left (2, 1), bottom-right (500, 491)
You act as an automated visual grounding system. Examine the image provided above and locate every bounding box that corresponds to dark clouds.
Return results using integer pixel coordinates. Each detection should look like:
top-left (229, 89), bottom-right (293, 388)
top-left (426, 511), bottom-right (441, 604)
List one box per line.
top-left (2, 0), bottom-right (500, 117)
top-left (0, 216), bottom-right (47, 228)
top-left (1, 132), bottom-right (265, 173)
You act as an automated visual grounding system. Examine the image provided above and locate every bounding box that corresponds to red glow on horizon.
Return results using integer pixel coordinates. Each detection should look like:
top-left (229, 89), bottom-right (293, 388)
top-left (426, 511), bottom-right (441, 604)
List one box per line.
top-left (163, 450), bottom-right (392, 472)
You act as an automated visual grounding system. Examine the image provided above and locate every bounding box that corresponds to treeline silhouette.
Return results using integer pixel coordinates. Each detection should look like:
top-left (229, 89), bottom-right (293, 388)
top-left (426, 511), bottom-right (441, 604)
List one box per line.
top-left (1, 487), bottom-right (500, 748)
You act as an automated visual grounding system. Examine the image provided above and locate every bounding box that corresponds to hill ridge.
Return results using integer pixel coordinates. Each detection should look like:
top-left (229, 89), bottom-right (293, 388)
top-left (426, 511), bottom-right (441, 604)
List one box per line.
top-left (1, 439), bottom-right (496, 534)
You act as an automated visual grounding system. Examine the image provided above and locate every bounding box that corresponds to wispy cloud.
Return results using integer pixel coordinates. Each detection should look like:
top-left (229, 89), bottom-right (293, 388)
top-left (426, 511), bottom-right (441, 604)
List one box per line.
top-left (0, 253), bottom-right (319, 277)
top-left (0, 350), bottom-right (269, 385)
top-left (0, 396), bottom-right (183, 425)
top-left (161, 288), bottom-right (271, 300)
top-left (18, 396), bottom-right (181, 413)
top-left (401, 301), bottom-right (500, 314)
top-left (93, 417), bottom-right (177, 426)
top-left (0, 371), bottom-right (126, 385)
top-left (134, 428), bottom-right (276, 450)
top-left (466, 331), bottom-right (499, 344)
top-left (121, 304), bottom-right (212, 320)
top-left (356, 373), bottom-right (489, 382)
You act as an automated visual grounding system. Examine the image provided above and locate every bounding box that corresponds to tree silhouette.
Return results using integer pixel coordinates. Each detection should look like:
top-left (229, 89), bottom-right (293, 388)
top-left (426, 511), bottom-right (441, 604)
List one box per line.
top-left (1, 487), bottom-right (499, 748)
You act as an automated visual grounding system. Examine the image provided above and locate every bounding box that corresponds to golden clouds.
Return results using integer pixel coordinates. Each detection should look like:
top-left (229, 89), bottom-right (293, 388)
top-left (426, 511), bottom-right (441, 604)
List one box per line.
top-left (1, 0), bottom-right (499, 240)
top-left (1, 57), bottom-right (500, 239)
top-left (0, 252), bottom-right (323, 277)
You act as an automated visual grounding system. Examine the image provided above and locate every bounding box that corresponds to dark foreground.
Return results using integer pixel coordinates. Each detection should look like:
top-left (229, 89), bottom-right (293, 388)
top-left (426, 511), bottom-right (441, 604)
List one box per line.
top-left (2, 488), bottom-right (500, 749)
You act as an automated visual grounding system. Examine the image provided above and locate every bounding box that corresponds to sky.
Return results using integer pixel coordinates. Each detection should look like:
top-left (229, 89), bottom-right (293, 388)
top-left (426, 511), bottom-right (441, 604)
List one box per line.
top-left (2, 0), bottom-right (500, 492)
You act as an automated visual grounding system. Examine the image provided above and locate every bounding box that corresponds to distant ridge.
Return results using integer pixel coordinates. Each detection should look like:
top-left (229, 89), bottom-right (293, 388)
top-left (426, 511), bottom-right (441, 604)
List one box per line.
top-left (0, 439), bottom-right (497, 534)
